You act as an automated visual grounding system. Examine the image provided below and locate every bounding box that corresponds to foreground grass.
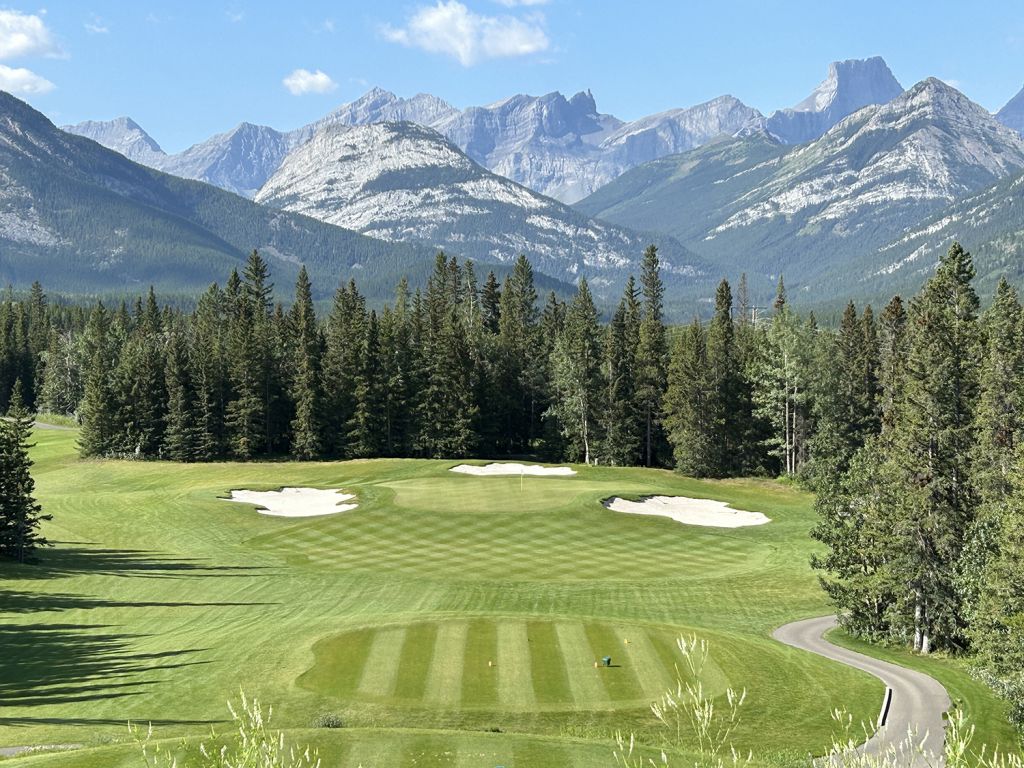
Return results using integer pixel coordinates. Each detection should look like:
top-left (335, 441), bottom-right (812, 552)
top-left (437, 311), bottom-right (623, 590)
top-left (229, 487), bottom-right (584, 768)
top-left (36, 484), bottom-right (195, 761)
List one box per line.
top-left (0, 430), bottom-right (1012, 766)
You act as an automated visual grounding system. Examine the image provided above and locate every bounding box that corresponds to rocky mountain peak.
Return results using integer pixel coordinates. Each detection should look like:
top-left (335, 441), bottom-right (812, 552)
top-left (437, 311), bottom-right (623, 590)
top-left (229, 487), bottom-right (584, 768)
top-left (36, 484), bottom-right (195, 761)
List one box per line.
top-left (796, 56), bottom-right (903, 114)
top-left (764, 56), bottom-right (903, 144)
top-left (996, 84), bottom-right (1024, 136)
top-left (62, 113), bottom-right (166, 163)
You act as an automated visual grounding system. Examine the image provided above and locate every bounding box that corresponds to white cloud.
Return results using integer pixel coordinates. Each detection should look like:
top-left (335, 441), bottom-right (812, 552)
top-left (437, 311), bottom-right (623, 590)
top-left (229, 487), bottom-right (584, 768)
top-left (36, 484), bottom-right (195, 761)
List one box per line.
top-left (282, 68), bottom-right (338, 95)
top-left (320, 19), bottom-right (336, 33)
top-left (381, 1), bottom-right (549, 66)
top-left (85, 15), bottom-right (109, 34)
top-left (0, 64), bottom-right (55, 94)
top-left (494, 0), bottom-right (549, 5)
top-left (226, 10), bottom-right (245, 23)
top-left (0, 9), bottom-right (63, 59)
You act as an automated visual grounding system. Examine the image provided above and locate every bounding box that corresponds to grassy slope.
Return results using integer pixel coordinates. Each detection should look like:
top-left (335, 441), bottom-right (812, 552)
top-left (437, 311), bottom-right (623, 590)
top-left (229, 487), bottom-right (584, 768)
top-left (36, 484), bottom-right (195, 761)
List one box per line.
top-left (0, 431), bottom-right (1011, 766)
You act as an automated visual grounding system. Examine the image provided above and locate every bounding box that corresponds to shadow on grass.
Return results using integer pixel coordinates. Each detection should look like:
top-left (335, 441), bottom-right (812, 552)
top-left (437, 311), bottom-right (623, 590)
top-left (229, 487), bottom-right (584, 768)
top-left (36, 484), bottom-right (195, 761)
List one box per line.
top-left (0, 622), bottom-right (210, 709)
top-left (3, 544), bottom-right (273, 580)
top-left (0, 589), bottom-right (279, 614)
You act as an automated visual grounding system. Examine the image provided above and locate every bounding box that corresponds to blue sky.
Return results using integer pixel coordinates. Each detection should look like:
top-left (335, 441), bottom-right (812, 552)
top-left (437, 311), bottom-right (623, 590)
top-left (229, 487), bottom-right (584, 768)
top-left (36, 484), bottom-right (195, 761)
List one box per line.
top-left (4, 1), bottom-right (1024, 152)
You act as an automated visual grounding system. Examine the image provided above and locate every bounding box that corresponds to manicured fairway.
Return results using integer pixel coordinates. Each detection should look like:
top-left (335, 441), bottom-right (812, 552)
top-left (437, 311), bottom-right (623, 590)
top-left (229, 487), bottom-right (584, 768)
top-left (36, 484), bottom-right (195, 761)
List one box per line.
top-left (0, 432), bottom-right (1012, 767)
top-left (299, 618), bottom-right (703, 711)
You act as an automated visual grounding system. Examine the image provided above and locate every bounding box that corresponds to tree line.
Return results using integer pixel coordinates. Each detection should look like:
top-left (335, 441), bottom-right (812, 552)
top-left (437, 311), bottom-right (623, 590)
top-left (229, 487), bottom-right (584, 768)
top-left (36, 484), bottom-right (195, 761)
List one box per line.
top-left (1, 243), bottom-right (1022, 727)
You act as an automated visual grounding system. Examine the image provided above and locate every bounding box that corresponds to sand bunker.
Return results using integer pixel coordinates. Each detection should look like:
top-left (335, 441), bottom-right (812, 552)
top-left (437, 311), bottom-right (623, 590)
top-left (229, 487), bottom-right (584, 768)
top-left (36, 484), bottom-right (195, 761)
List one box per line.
top-left (604, 496), bottom-right (770, 528)
top-left (223, 487), bottom-right (357, 517)
top-left (450, 462), bottom-right (577, 477)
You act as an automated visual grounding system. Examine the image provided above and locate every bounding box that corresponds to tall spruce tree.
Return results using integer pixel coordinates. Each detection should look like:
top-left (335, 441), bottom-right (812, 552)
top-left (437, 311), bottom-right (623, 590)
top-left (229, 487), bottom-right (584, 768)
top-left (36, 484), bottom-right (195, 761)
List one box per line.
top-left (191, 283), bottom-right (229, 460)
top-left (705, 279), bottom-right (742, 476)
top-left (547, 278), bottom-right (602, 464)
top-left (664, 320), bottom-right (714, 476)
top-left (225, 266), bottom-right (266, 460)
top-left (163, 318), bottom-right (199, 461)
top-left (0, 387), bottom-right (50, 562)
top-left (809, 303), bottom-right (881, 484)
top-left (323, 279), bottom-right (367, 457)
top-left (889, 242), bottom-right (982, 653)
top-left (973, 278), bottom-right (1024, 502)
top-left (77, 302), bottom-right (118, 457)
top-left (349, 311), bottom-right (388, 458)
top-left (602, 295), bottom-right (639, 466)
top-left (496, 255), bottom-right (541, 452)
top-left (636, 245), bottom-right (668, 466)
top-left (288, 267), bottom-right (325, 460)
top-left (878, 295), bottom-right (908, 434)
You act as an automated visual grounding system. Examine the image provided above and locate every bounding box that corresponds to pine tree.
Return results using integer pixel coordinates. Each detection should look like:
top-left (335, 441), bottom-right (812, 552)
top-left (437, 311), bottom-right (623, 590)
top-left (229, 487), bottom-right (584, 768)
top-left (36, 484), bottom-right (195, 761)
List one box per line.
top-left (349, 311), bottom-right (387, 458)
top-left (602, 296), bottom-right (639, 465)
top-left (0, 385), bottom-right (50, 562)
top-left (809, 303), bottom-right (881, 485)
top-left (192, 283), bottom-right (229, 460)
top-left (878, 295), bottom-right (908, 434)
top-left (323, 279), bottom-right (367, 457)
top-left (547, 279), bottom-right (602, 464)
top-left (496, 255), bottom-right (541, 453)
top-left (664, 320), bottom-right (714, 476)
top-left (973, 278), bottom-right (1024, 502)
top-left (380, 280), bottom-right (414, 456)
top-left (752, 299), bottom-right (813, 476)
top-left (288, 267), bottom-right (325, 460)
top-left (705, 279), bottom-right (742, 476)
top-left (636, 245), bottom-right (668, 466)
top-left (77, 303), bottom-right (118, 457)
top-left (481, 271), bottom-right (501, 334)
top-left (113, 287), bottom-right (165, 457)
top-left (811, 435), bottom-right (902, 637)
top-left (225, 265), bottom-right (266, 460)
top-left (416, 254), bottom-right (479, 457)
top-left (889, 242), bottom-right (982, 653)
top-left (970, 457), bottom-right (1024, 726)
top-left (163, 318), bottom-right (199, 461)
top-left (38, 328), bottom-right (83, 417)
top-left (538, 291), bottom-right (567, 459)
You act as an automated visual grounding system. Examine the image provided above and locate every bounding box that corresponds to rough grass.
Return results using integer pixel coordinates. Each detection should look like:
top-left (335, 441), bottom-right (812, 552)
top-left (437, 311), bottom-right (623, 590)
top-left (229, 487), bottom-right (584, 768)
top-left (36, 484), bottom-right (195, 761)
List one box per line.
top-left (0, 431), bottom-right (1011, 766)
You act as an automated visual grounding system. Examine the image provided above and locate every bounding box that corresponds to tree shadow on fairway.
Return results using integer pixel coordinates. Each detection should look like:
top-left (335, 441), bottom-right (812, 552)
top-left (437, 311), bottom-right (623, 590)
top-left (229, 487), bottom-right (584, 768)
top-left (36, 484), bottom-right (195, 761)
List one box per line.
top-left (0, 589), bottom-right (279, 614)
top-left (5, 544), bottom-right (274, 580)
top-left (0, 622), bottom-right (210, 709)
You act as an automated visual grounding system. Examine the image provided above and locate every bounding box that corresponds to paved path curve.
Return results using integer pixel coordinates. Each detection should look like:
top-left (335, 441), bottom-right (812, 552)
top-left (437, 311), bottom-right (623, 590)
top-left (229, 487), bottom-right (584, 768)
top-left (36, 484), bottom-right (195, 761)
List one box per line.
top-left (773, 616), bottom-right (950, 764)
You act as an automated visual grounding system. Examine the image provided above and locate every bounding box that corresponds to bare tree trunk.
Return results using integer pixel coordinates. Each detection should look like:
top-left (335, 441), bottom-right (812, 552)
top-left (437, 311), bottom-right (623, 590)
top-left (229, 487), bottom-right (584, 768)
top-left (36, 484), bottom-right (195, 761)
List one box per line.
top-left (913, 589), bottom-right (923, 652)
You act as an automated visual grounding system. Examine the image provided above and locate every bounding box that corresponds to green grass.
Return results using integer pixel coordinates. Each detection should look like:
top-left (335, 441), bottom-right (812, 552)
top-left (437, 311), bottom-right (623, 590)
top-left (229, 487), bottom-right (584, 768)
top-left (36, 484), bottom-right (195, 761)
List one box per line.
top-left (0, 431), bottom-right (1014, 766)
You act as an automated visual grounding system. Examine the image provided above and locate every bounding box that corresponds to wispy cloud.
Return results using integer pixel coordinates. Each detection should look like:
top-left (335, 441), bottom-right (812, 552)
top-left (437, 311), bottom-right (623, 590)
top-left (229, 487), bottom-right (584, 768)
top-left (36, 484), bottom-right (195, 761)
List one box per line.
top-left (84, 15), bottom-right (109, 34)
top-left (0, 64), bottom-right (55, 94)
top-left (381, 1), bottom-right (549, 67)
top-left (320, 19), bottom-right (336, 33)
top-left (226, 9), bottom-right (245, 23)
top-left (0, 9), bottom-right (64, 59)
top-left (283, 68), bottom-right (338, 95)
top-left (494, 0), bottom-right (549, 6)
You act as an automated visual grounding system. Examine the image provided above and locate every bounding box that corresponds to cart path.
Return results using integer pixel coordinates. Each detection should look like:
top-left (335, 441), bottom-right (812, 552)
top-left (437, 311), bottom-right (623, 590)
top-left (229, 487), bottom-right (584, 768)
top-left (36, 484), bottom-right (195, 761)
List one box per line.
top-left (773, 615), bottom-right (950, 765)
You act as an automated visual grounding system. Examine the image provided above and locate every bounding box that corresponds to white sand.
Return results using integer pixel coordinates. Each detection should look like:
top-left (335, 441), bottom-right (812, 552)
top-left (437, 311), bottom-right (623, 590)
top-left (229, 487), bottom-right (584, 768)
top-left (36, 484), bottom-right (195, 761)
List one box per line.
top-left (450, 462), bottom-right (577, 477)
top-left (222, 487), bottom-right (357, 517)
top-left (603, 496), bottom-right (770, 528)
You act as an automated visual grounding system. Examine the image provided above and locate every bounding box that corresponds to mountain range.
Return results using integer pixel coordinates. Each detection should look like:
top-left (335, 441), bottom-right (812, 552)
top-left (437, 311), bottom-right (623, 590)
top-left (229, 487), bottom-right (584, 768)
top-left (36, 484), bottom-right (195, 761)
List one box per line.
top-left (12, 56), bottom-right (1024, 311)
top-left (0, 92), bottom-right (439, 297)
top-left (64, 57), bottom-right (909, 204)
top-left (578, 78), bottom-right (1024, 303)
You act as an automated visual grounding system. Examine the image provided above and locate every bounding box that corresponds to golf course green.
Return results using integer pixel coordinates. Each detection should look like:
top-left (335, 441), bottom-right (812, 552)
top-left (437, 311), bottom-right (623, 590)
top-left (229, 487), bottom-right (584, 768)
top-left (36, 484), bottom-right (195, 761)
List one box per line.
top-left (0, 428), bottom-right (1013, 766)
